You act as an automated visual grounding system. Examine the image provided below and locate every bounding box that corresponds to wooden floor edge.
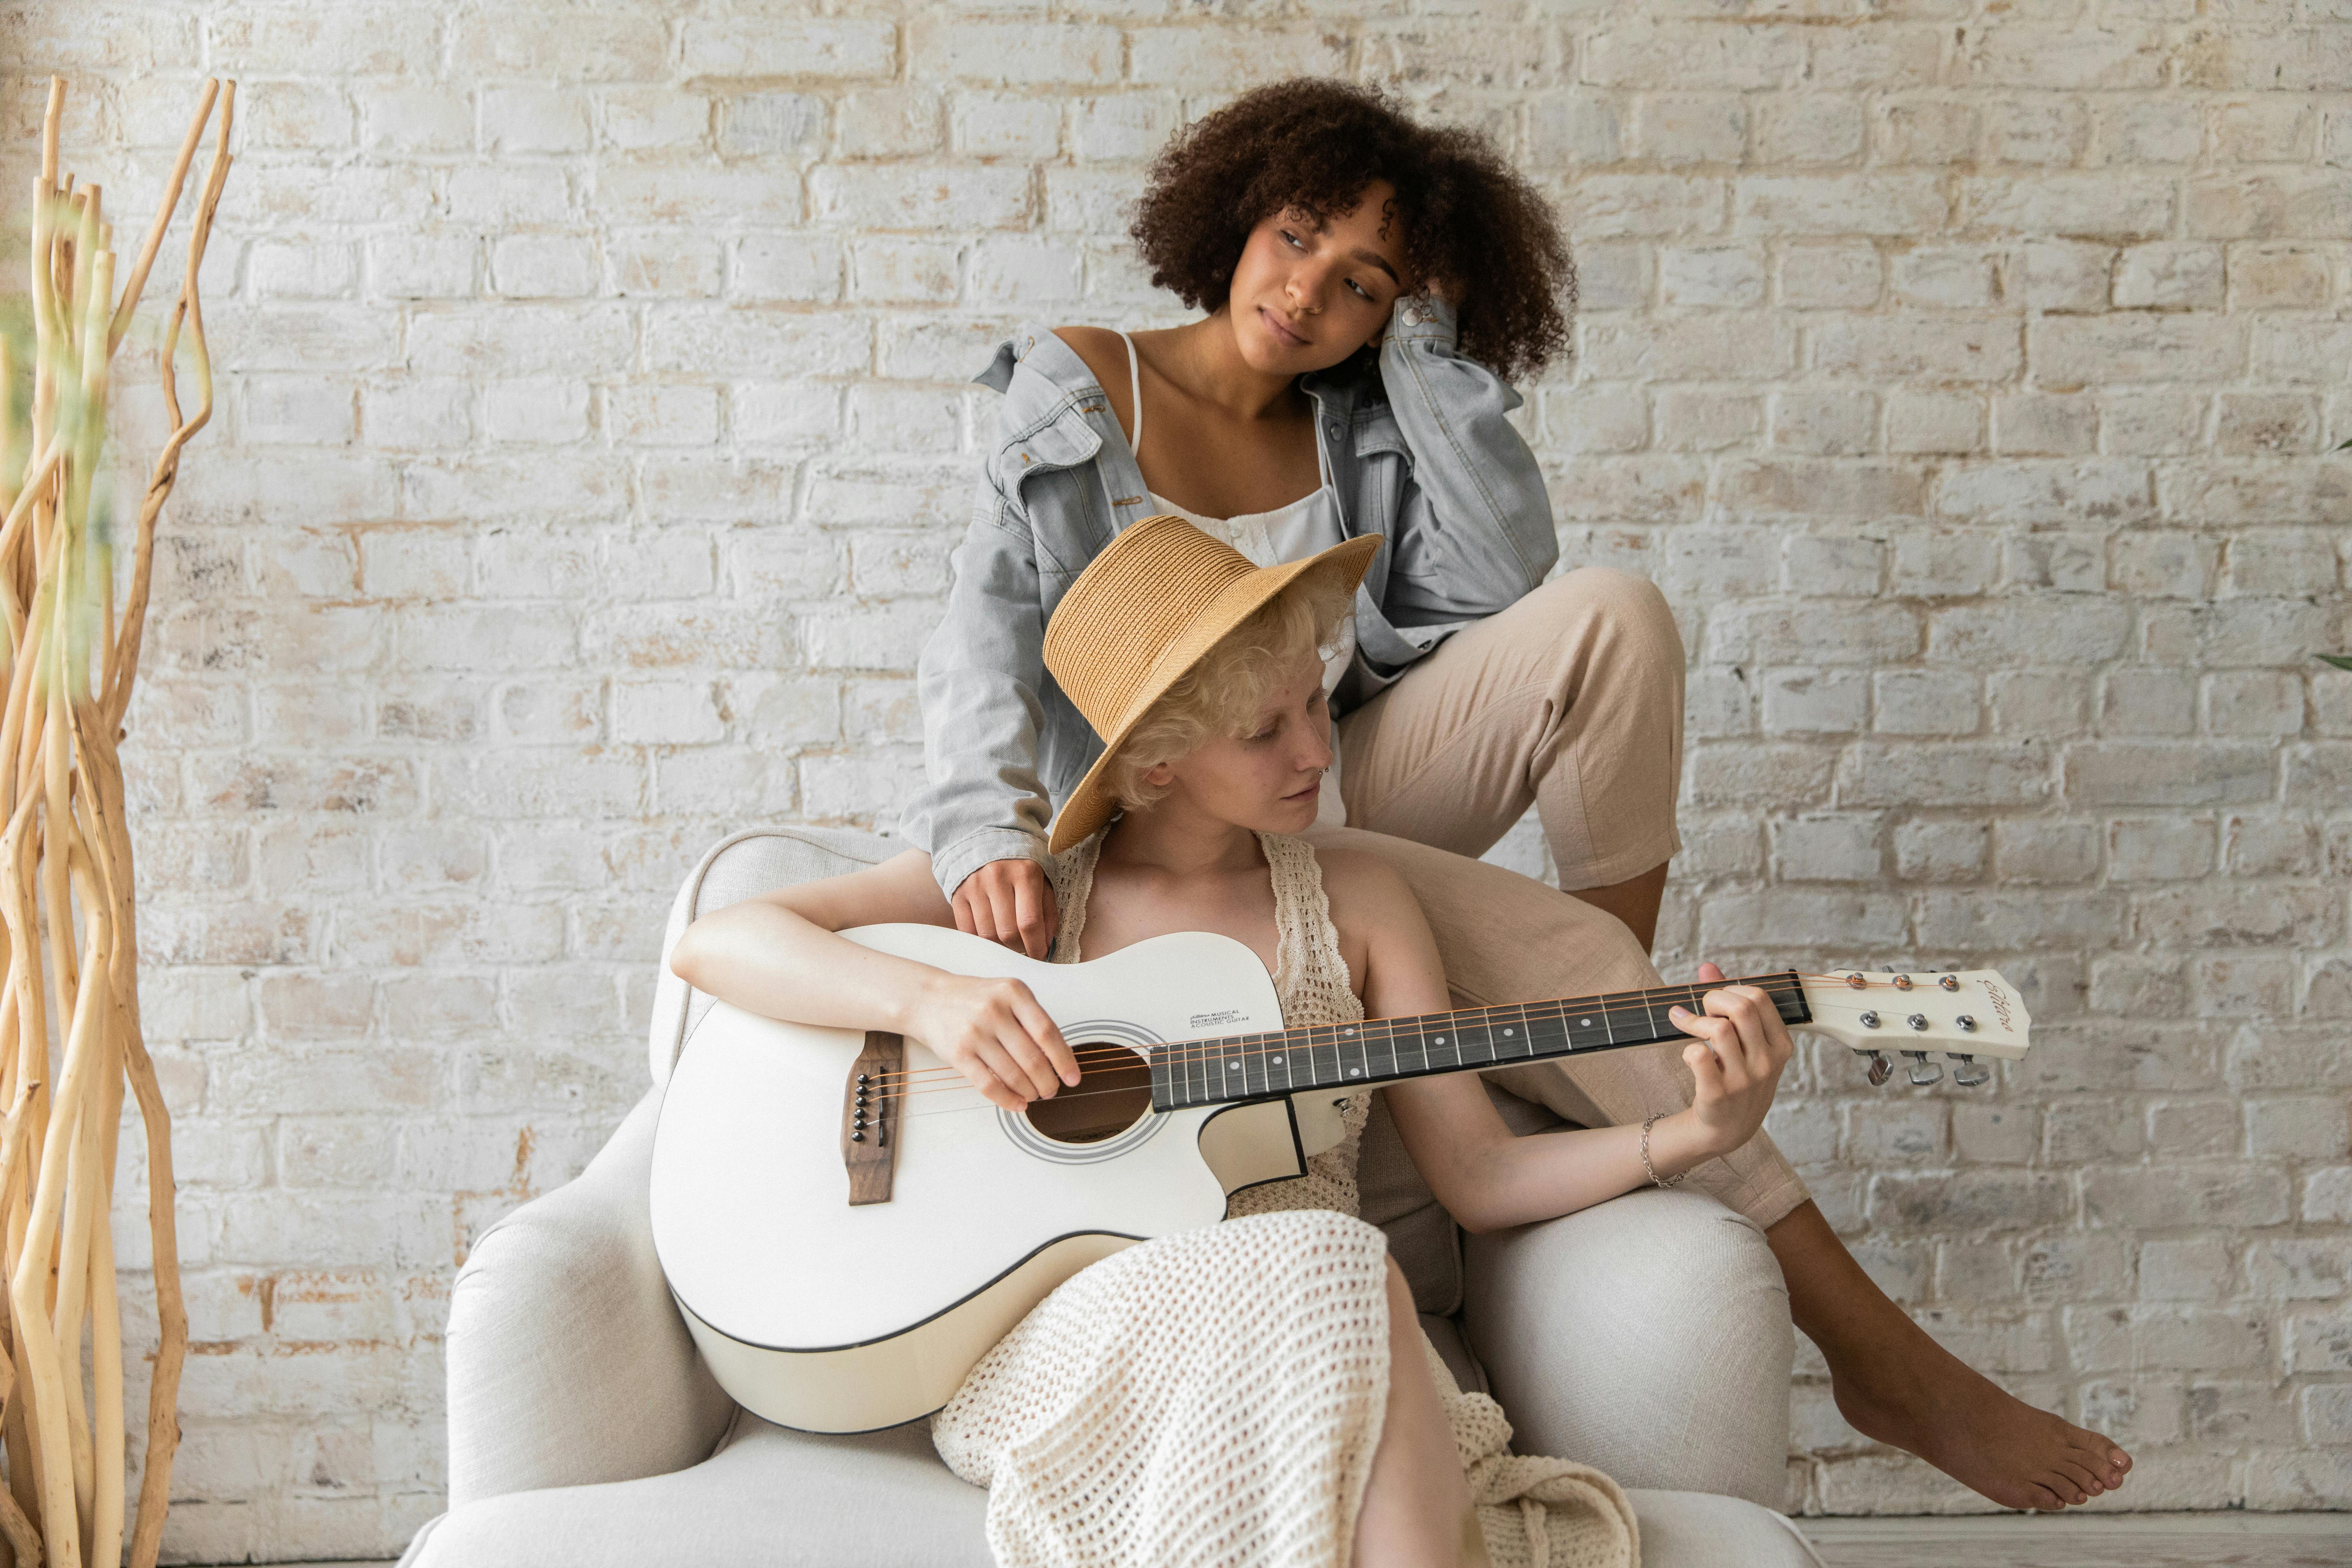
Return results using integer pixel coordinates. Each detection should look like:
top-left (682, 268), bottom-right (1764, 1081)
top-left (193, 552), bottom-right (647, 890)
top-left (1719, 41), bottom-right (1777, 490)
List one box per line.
top-left (1798, 1510), bottom-right (2352, 1538)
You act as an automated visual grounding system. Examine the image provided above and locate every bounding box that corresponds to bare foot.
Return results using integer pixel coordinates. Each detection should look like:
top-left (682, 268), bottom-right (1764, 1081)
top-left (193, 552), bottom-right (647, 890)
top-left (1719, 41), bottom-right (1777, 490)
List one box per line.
top-left (1833, 1346), bottom-right (2133, 1511)
top-left (1768, 1202), bottom-right (2132, 1512)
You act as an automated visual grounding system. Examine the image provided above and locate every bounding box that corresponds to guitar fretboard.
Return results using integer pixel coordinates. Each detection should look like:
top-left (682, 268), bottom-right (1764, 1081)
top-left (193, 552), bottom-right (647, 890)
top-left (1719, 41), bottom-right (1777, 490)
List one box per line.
top-left (1147, 973), bottom-right (1810, 1112)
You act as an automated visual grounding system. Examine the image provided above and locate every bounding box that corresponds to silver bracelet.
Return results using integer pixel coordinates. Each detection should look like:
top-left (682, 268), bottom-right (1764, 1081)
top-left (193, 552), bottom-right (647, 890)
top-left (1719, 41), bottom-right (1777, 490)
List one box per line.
top-left (1640, 1112), bottom-right (1685, 1190)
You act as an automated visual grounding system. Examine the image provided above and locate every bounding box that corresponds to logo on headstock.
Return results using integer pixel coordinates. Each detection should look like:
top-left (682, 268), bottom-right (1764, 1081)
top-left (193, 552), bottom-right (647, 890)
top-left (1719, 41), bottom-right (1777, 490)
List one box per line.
top-left (1982, 979), bottom-right (2015, 1032)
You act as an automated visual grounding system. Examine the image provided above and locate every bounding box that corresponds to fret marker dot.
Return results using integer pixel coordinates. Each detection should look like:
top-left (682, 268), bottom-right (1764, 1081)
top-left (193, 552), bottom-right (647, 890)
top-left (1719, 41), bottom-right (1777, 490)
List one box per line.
top-left (1580, 1018), bottom-right (1591, 1027)
top-left (1349, 1068), bottom-right (1361, 1077)
top-left (1504, 1028), bottom-right (1514, 1037)
top-left (1435, 1036), bottom-right (1446, 1045)
top-left (1228, 1060), bottom-right (1240, 1070)
top-left (1272, 1056), bottom-right (1283, 1065)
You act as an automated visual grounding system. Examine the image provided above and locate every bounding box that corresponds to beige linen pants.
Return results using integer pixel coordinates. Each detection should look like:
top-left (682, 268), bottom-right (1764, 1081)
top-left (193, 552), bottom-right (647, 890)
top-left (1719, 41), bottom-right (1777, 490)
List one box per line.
top-left (1317, 568), bottom-right (1808, 1229)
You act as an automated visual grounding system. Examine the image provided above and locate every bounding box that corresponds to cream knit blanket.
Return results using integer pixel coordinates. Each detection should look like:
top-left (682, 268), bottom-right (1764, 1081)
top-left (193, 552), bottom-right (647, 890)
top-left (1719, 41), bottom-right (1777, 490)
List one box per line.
top-left (931, 1209), bottom-right (1638, 1568)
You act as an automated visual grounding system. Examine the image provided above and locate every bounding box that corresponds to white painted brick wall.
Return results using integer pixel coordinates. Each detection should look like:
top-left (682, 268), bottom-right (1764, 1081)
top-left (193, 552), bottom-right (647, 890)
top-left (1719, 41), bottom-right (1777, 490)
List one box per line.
top-left (4, 1), bottom-right (2348, 1555)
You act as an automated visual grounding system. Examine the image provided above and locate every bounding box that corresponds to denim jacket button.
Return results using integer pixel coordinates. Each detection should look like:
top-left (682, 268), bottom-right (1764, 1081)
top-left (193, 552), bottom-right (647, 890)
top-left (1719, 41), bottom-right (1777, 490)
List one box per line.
top-left (1402, 307), bottom-right (1422, 326)
top-left (1326, 420), bottom-right (1343, 439)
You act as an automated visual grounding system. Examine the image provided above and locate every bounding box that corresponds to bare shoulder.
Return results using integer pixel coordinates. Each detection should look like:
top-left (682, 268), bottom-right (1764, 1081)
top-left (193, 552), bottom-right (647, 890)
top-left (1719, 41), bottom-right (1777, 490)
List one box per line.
top-left (1311, 844), bottom-right (1427, 930)
top-left (1051, 324), bottom-right (1135, 441)
top-left (1051, 324), bottom-right (1126, 387)
top-left (1310, 842), bottom-right (1448, 1014)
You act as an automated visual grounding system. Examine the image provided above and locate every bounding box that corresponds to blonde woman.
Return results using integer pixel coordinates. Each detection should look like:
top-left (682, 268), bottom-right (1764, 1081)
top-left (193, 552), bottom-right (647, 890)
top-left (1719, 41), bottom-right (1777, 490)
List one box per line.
top-left (676, 518), bottom-right (1805, 1565)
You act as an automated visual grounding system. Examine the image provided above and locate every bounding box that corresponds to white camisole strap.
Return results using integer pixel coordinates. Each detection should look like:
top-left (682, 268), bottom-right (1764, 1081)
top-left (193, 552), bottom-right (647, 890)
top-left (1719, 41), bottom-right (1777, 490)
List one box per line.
top-left (1117, 329), bottom-right (1143, 454)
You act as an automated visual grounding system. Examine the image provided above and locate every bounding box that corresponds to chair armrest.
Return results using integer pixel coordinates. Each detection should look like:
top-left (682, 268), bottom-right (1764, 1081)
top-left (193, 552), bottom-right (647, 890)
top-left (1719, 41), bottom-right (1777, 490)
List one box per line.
top-left (446, 1089), bottom-right (736, 1508)
top-left (1463, 1187), bottom-right (1792, 1508)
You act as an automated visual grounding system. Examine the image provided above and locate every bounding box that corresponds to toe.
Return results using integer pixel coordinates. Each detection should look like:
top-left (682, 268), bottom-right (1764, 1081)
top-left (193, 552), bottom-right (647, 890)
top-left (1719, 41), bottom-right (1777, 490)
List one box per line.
top-left (2053, 1458), bottom-right (2104, 1498)
top-left (2072, 1438), bottom-right (2128, 1486)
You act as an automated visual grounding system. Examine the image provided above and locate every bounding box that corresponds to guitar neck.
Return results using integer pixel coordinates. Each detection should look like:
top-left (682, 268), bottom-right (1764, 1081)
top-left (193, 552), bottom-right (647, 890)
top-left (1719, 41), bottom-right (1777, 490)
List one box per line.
top-left (1147, 972), bottom-right (1812, 1113)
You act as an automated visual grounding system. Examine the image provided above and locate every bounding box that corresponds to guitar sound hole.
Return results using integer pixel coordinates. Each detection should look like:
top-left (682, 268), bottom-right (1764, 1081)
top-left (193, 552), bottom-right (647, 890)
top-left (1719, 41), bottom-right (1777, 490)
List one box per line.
top-left (1023, 1044), bottom-right (1152, 1145)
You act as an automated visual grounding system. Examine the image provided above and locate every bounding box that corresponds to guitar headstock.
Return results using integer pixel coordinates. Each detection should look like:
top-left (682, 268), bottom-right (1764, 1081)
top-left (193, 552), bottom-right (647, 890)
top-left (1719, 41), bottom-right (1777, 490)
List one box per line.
top-left (1795, 969), bottom-right (2029, 1088)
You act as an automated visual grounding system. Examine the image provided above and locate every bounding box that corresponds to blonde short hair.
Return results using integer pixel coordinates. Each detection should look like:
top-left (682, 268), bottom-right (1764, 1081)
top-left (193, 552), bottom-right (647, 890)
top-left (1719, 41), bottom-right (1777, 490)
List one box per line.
top-left (1101, 572), bottom-right (1356, 814)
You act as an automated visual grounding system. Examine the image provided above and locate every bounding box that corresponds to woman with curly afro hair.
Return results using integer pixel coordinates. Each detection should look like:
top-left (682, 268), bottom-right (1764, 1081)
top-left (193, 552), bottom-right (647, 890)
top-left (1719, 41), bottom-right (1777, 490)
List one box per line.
top-left (893, 75), bottom-right (2133, 1560)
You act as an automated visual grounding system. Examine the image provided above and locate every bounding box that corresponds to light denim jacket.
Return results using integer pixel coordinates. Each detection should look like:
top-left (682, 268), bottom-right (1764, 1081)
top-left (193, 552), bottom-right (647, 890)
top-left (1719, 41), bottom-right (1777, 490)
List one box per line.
top-left (902, 295), bottom-right (1560, 897)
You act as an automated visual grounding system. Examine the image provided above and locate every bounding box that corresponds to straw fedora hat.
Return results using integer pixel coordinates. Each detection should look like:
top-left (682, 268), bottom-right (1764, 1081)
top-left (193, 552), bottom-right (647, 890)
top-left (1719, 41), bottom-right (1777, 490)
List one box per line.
top-left (1042, 514), bottom-right (1382, 853)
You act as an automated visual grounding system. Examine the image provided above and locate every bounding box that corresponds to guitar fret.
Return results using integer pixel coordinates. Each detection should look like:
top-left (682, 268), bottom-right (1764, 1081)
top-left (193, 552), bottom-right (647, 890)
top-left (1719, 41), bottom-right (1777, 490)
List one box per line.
top-left (1334, 1024), bottom-right (1365, 1085)
top-left (1622, 991), bottom-right (1653, 1045)
top-left (1450, 1011), bottom-right (1488, 1067)
top-left (1157, 972), bottom-right (1813, 1109)
top-left (1522, 1005), bottom-right (1568, 1059)
top-left (1569, 999), bottom-right (1606, 1055)
top-left (1421, 1014), bottom-right (1453, 1071)
top-left (1388, 1014), bottom-right (1420, 1075)
top-left (1496, 1001), bottom-right (1533, 1061)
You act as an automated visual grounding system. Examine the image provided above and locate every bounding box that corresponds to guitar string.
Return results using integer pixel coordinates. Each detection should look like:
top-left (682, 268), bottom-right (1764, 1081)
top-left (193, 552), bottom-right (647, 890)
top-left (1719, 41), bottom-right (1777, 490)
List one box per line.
top-left (847, 974), bottom-right (1966, 1095)
top-left (857, 1003), bottom-right (1969, 1103)
top-left (882, 1008), bottom-right (2004, 1124)
top-left (848, 974), bottom-right (1815, 1094)
top-left (879, 996), bottom-right (1975, 1122)
top-left (854, 974), bottom-right (1968, 1098)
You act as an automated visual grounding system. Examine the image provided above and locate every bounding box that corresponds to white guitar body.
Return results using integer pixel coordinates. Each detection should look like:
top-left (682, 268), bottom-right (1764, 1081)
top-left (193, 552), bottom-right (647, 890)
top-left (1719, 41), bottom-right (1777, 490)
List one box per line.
top-left (650, 923), bottom-right (1351, 1435)
top-left (652, 924), bottom-right (2031, 1436)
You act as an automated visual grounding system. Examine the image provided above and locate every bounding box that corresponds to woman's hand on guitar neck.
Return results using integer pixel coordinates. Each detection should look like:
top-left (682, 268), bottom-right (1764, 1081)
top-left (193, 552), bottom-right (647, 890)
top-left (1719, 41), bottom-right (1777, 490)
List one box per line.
top-left (909, 970), bottom-right (1082, 1112)
top-left (1661, 961), bottom-right (1796, 1166)
top-left (951, 857), bottom-right (1061, 960)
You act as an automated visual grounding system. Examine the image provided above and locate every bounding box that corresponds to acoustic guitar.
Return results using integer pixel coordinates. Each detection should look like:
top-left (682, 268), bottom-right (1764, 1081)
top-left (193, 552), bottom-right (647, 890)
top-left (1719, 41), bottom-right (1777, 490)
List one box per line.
top-left (649, 923), bottom-right (2029, 1434)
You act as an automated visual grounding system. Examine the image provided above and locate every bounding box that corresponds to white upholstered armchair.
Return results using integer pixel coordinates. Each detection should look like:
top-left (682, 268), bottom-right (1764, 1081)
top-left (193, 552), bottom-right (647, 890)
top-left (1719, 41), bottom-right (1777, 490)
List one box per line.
top-left (399, 827), bottom-right (1823, 1567)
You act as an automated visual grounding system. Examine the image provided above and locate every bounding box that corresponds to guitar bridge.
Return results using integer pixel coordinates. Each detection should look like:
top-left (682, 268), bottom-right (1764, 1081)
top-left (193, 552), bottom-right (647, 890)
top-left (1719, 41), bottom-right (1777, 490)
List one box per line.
top-left (842, 1031), bottom-right (904, 1205)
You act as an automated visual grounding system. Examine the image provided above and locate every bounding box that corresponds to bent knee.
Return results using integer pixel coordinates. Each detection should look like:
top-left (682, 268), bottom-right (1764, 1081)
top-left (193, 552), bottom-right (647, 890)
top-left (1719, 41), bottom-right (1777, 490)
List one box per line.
top-left (1569, 1190), bottom-right (1787, 1321)
top-left (1652, 1197), bottom-right (1789, 1330)
top-left (1526, 565), bottom-right (1673, 628)
top-left (1518, 567), bottom-right (1682, 667)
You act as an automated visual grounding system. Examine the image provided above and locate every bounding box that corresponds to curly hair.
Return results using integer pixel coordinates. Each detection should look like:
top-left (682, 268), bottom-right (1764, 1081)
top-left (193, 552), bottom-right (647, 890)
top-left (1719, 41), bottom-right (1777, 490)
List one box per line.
top-left (1103, 571), bottom-right (1356, 814)
top-left (1129, 78), bottom-right (1575, 386)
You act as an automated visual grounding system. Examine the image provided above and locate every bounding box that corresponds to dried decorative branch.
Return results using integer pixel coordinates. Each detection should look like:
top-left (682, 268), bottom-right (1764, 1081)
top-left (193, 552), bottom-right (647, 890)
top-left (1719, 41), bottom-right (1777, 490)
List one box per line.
top-left (0, 74), bottom-right (233, 1568)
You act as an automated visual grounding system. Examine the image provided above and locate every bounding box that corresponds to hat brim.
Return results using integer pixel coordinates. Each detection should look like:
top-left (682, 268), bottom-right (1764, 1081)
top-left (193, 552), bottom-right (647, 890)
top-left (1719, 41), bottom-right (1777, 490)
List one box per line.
top-left (1046, 531), bottom-right (1383, 854)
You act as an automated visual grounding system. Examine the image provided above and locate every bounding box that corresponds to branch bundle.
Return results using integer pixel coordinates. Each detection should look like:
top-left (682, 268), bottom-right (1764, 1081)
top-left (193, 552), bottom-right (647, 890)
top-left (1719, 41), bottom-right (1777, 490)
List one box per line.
top-left (0, 75), bottom-right (234, 1568)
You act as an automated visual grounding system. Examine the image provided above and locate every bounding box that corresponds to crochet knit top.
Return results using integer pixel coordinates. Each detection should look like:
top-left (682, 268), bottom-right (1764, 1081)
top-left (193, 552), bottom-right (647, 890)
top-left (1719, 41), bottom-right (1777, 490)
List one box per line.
top-left (1047, 830), bottom-right (1372, 1218)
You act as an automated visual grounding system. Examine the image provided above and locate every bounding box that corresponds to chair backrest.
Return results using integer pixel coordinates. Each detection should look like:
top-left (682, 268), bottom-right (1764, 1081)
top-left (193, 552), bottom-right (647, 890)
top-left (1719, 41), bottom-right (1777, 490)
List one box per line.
top-left (646, 826), bottom-right (897, 1087)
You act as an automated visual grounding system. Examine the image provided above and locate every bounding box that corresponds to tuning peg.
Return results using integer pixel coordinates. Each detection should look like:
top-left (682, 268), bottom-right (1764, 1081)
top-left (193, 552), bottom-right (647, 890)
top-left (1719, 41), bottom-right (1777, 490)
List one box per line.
top-left (1900, 1050), bottom-right (1942, 1086)
top-left (1949, 1053), bottom-right (1991, 1087)
top-left (1857, 1048), bottom-right (1892, 1086)
top-left (1939, 974), bottom-right (1960, 992)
